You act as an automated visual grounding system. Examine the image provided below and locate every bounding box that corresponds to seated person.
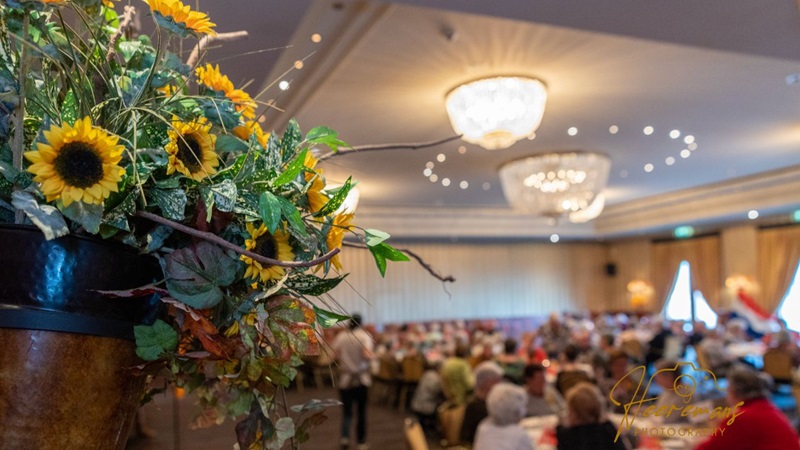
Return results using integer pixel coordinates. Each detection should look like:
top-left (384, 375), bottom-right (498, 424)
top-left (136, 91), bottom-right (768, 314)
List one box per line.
top-left (696, 366), bottom-right (800, 450)
top-left (649, 358), bottom-right (691, 424)
top-left (410, 359), bottom-right (444, 437)
top-left (441, 343), bottom-right (474, 406)
top-left (460, 361), bottom-right (504, 445)
top-left (496, 338), bottom-right (526, 384)
top-left (523, 363), bottom-right (564, 417)
top-left (555, 344), bottom-right (595, 396)
top-left (599, 350), bottom-right (641, 414)
top-left (474, 383), bottom-right (534, 450)
top-left (556, 382), bottom-right (627, 450)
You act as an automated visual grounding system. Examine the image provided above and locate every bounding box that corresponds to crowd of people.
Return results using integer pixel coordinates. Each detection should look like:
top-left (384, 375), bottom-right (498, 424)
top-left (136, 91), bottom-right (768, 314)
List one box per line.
top-left (328, 311), bottom-right (800, 449)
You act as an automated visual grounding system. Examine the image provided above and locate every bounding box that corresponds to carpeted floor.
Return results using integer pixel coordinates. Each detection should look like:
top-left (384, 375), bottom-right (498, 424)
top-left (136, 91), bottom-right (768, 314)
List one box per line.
top-left (125, 382), bottom-right (431, 450)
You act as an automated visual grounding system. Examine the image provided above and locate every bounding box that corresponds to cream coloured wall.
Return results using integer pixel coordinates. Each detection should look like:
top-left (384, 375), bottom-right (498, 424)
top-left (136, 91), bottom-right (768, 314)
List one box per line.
top-left (323, 241), bottom-right (608, 326)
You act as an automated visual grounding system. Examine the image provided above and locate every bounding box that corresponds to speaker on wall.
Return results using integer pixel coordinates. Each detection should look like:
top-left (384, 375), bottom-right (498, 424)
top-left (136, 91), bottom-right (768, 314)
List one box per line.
top-left (605, 263), bottom-right (617, 277)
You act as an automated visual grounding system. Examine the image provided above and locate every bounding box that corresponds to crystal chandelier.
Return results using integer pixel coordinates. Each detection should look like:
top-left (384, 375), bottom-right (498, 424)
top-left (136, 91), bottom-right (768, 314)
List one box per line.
top-left (445, 76), bottom-right (547, 150)
top-left (498, 151), bottom-right (611, 221)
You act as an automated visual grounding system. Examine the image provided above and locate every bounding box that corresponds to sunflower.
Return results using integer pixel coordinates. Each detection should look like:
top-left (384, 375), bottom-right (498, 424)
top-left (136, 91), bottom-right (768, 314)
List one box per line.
top-left (233, 121), bottom-right (269, 148)
top-left (196, 64), bottom-right (257, 119)
top-left (326, 212), bottom-right (354, 271)
top-left (145, 0), bottom-right (216, 36)
top-left (24, 117), bottom-right (124, 207)
top-left (165, 116), bottom-right (219, 181)
top-left (240, 223), bottom-right (295, 284)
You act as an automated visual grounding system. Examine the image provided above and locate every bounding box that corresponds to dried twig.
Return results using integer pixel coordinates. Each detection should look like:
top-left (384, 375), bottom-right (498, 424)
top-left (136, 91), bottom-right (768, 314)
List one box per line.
top-left (343, 241), bottom-right (455, 283)
top-left (106, 6), bottom-right (136, 63)
top-left (186, 31), bottom-right (249, 69)
top-left (12, 13), bottom-right (30, 224)
top-left (317, 135), bottom-right (463, 161)
top-left (135, 210), bottom-right (339, 268)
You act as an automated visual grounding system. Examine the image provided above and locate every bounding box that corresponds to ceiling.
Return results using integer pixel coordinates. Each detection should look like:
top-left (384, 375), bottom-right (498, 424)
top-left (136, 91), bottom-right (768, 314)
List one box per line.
top-left (201, 0), bottom-right (800, 240)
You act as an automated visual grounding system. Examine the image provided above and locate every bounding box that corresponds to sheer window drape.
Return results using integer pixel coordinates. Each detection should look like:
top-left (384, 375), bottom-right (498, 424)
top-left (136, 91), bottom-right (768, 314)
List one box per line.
top-left (757, 226), bottom-right (800, 313)
top-left (651, 236), bottom-right (721, 312)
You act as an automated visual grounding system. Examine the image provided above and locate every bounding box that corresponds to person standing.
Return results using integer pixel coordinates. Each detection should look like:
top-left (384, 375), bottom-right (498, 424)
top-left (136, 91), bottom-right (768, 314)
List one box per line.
top-left (332, 314), bottom-right (374, 450)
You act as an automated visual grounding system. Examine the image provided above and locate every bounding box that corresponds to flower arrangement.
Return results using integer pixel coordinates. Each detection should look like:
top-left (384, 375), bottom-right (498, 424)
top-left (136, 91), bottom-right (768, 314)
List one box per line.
top-left (0, 0), bottom-right (420, 447)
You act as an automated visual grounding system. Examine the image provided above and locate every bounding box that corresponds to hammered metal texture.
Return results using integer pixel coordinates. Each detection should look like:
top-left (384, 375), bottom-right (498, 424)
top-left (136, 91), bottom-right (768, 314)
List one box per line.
top-left (0, 328), bottom-right (144, 450)
top-left (0, 225), bottom-right (161, 326)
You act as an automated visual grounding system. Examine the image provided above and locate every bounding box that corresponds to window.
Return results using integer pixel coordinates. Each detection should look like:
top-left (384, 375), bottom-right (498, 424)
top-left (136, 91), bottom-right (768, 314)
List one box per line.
top-left (662, 260), bottom-right (718, 328)
top-left (777, 262), bottom-right (800, 332)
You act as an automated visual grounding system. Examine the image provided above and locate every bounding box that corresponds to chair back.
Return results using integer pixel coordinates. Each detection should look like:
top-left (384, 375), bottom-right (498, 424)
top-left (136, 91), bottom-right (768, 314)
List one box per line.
top-left (402, 356), bottom-right (425, 383)
top-left (620, 339), bottom-right (645, 363)
top-left (763, 348), bottom-right (794, 383)
top-left (437, 402), bottom-right (466, 447)
top-left (377, 354), bottom-right (400, 381)
top-left (404, 417), bottom-right (430, 450)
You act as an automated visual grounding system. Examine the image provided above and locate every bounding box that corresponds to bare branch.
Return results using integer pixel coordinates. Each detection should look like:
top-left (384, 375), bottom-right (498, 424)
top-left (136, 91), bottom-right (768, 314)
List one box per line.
top-left (135, 210), bottom-right (339, 268)
top-left (106, 6), bottom-right (136, 63)
top-left (186, 31), bottom-right (249, 69)
top-left (317, 135), bottom-right (463, 161)
top-left (343, 241), bottom-right (455, 283)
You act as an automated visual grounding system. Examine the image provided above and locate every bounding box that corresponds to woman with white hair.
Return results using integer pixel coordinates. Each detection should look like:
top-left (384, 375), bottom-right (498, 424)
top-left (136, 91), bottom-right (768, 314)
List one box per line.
top-left (473, 383), bottom-right (534, 450)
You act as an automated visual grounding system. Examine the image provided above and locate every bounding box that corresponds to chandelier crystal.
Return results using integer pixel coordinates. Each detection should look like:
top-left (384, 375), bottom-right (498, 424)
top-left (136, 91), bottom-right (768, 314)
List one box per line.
top-left (445, 76), bottom-right (547, 150)
top-left (498, 151), bottom-right (611, 220)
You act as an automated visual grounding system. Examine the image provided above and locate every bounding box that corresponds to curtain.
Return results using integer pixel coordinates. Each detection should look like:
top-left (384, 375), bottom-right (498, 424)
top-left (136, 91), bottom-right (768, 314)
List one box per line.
top-left (651, 236), bottom-right (721, 312)
top-left (757, 226), bottom-right (800, 313)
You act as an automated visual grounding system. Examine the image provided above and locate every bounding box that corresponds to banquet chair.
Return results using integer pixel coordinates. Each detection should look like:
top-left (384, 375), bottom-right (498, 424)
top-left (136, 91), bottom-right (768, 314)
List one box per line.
top-left (437, 402), bottom-right (466, 447)
top-left (405, 417), bottom-right (430, 450)
top-left (620, 339), bottom-right (645, 364)
top-left (373, 354), bottom-right (400, 405)
top-left (398, 355), bottom-right (426, 412)
top-left (763, 348), bottom-right (795, 385)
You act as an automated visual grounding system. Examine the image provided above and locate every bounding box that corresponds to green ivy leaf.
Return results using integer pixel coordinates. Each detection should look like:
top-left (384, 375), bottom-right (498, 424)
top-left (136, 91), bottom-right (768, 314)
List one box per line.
top-left (210, 179), bottom-right (237, 213)
top-left (312, 306), bottom-right (351, 328)
top-left (150, 188), bottom-right (187, 221)
top-left (134, 319), bottom-right (179, 361)
top-left (272, 148), bottom-right (307, 188)
top-left (60, 201), bottom-right (104, 234)
top-left (215, 135), bottom-right (249, 154)
top-left (286, 274), bottom-right (347, 296)
top-left (258, 191), bottom-right (282, 234)
top-left (364, 228), bottom-right (390, 246)
top-left (368, 242), bottom-right (410, 277)
top-left (165, 242), bottom-right (238, 309)
top-left (316, 177), bottom-right (351, 217)
top-left (266, 417), bottom-right (295, 450)
top-left (305, 126), bottom-right (347, 152)
top-left (11, 191), bottom-right (69, 241)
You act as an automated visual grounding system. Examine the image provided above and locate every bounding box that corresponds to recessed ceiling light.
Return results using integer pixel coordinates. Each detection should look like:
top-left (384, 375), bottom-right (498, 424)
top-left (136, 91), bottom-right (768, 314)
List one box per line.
top-left (568, 127), bottom-right (578, 136)
top-left (609, 125), bottom-right (619, 134)
top-left (643, 126), bottom-right (654, 135)
top-left (458, 146), bottom-right (467, 154)
top-left (311, 33), bottom-right (322, 43)
top-left (426, 161), bottom-right (434, 169)
top-left (550, 234), bottom-right (560, 243)
top-left (278, 80), bottom-right (290, 91)
top-left (442, 178), bottom-right (451, 187)
top-left (437, 153), bottom-right (446, 162)
top-left (430, 174), bottom-right (438, 182)
top-left (482, 182), bottom-right (491, 191)
top-left (423, 168), bottom-right (432, 177)
top-left (688, 143), bottom-right (698, 151)
top-left (683, 135), bottom-right (695, 144)
top-left (747, 210), bottom-right (759, 220)
top-left (665, 157), bottom-right (675, 165)
top-left (460, 181), bottom-right (469, 189)
top-left (644, 163), bottom-right (654, 172)
top-left (669, 129), bottom-right (681, 139)
top-left (294, 60), bottom-right (304, 70)
top-left (680, 149), bottom-right (691, 158)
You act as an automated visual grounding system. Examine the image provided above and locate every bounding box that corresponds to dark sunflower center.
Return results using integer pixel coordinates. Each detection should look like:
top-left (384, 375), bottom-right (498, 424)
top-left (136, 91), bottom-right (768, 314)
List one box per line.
top-left (254, 233), bottom-right (278, 260)
top-left (176, 134), bottom-right (203, 173)
top-left (53, 142), bottom-right (104, 188)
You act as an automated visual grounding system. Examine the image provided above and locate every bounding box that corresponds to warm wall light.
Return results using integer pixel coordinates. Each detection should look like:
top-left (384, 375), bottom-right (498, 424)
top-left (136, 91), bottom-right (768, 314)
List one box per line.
top-left (445, 76), bottom-right (547, 150)
top-left (627, 279), bottom-right (655, 309)
top-left (498, 151), bottom-right (611, 220)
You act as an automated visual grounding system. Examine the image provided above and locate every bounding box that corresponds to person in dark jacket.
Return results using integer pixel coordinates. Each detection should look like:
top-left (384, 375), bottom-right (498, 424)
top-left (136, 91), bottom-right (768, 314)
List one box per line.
top-left (556, 382), bottom-right (628, 450)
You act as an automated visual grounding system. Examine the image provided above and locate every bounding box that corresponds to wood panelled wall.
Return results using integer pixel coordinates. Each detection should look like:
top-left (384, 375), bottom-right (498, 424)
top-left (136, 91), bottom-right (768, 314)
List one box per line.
top-left (321, 224), bottom-right (800, 326)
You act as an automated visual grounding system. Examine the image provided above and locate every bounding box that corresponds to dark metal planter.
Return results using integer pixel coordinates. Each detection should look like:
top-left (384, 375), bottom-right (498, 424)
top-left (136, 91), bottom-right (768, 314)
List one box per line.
top-left (0, 225), bottom-right (162, 450)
